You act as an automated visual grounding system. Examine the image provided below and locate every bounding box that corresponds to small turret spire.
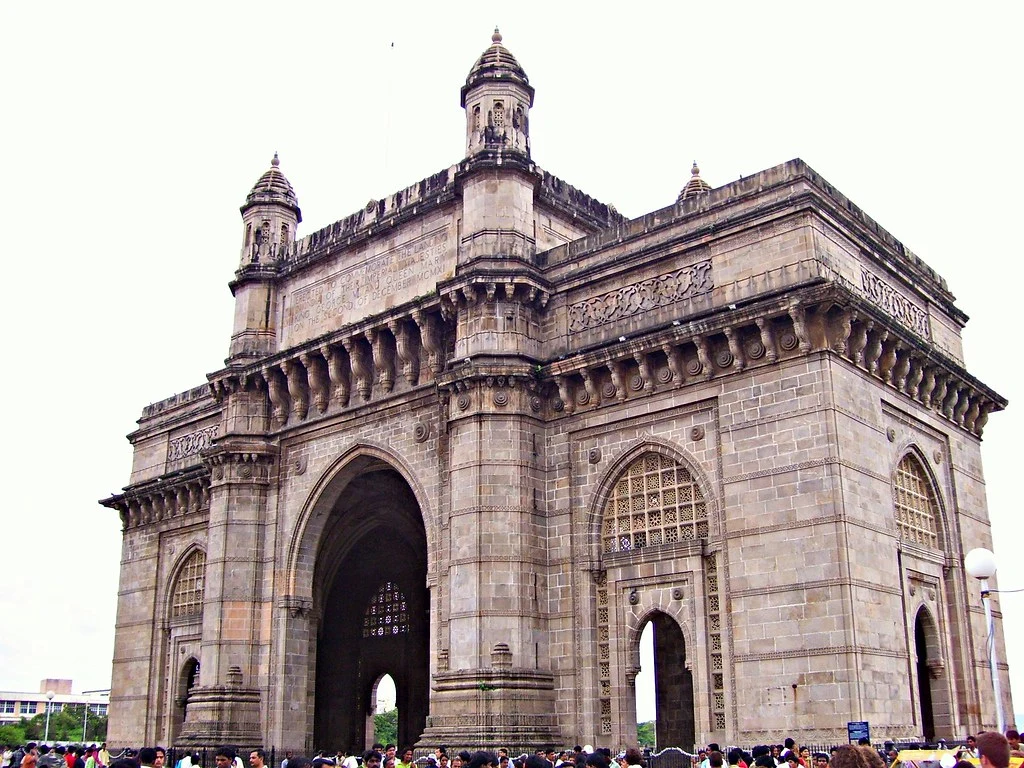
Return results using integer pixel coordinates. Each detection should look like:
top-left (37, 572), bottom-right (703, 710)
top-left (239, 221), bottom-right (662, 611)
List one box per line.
top-left (678, 159), bottom-right (712, 203)
top-left (492, 27), bottom-right (502, 44)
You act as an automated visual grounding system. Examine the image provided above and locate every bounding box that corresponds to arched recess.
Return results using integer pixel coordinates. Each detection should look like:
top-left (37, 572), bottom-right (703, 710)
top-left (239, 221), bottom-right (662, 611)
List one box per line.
top-left (892, 447), bottom-right (947, 552)
top-left (914, 606), bottom-right (951, 739)
top-left (587, 440), bottom-right (721, 742)
top-left (292, 444), bottom-right (430, 752)
top-left (170, 656), bottom-right (200, 742)
top-left (163, 546), bottom-right (206, 742)
top-left (630, 609), bottom-right (695, 749)
top-left (585, 438), bottom-right (718, 568)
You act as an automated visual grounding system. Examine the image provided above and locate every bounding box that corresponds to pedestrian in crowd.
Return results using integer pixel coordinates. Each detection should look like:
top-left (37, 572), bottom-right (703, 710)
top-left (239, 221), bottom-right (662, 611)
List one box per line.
top-left (282, 752), bottom-right (294, 768)
top-left (154, 749), bottom-right (166, 768)
top-left (38, 747), bottom-right (62, 768)
top-left (363, 751), bottom-right (382, 768)
top-left (214, 748), bottom-right (238, 768)
top-left (964, 737), bottom-right (979, 759)
top-left (977, 733), bottom-right (1011, 768)
top-left (812, 754), bottom-right (828, 768)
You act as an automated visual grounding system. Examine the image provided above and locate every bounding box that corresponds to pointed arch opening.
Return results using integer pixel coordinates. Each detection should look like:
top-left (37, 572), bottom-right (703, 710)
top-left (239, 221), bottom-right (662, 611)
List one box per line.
top-left (311, 460), bottom-right (428, 752)
top-left (170, 656), bottom-right (200, 742)
top-left (635, 611), bottom-right (694, 749)
top-left (914, 606), bottom-right (951, 739)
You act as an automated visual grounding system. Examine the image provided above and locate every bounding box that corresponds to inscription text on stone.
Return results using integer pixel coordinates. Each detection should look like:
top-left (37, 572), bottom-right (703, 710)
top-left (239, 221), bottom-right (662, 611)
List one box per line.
top-left (286, 227), bottom-right (452, 344)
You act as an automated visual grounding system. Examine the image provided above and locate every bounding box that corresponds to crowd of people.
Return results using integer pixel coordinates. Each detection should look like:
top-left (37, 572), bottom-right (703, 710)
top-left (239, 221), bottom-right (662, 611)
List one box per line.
top-left (3, 729), bottom-right (1021, 768)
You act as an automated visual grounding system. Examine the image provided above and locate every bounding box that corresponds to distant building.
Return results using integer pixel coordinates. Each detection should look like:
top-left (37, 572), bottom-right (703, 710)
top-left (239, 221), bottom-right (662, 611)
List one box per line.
top-left (0, 680), bottom-right (109, 724)
top-left (101, 29), bottom-right (1011, 752)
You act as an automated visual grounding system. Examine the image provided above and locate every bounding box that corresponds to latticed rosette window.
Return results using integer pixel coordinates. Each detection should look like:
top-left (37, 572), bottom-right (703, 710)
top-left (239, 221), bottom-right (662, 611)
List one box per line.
top-left (894, 454), bottom-right (939, 548)
top-left (603, 453), bottom-right (708, 553)
top-left (171, 550), bottom-right (206, 618)
top-left (363, 581), bottom-right (410, 638)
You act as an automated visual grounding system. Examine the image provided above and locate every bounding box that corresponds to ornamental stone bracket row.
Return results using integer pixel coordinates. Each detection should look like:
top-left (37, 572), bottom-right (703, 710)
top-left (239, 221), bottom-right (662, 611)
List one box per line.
top-left (101, 469), bottom-right (211, 531)
top-left (209, 305), bottom-right (449, 429)
top-left (536, 284), bottom-right (1002, 437)
top-left (438, 273), bottom-right (551, 319)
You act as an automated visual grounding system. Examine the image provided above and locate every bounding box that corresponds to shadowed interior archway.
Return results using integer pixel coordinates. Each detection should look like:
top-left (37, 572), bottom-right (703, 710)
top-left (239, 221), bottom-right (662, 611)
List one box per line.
top-left (312, 464), bottom-right (429, 751)
top-left (639, 611), bottom-right (694, 749)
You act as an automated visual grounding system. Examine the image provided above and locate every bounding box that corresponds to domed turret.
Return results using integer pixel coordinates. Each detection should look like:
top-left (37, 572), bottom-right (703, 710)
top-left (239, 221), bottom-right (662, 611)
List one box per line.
top-left (239, 153), bottom-right (302, 266)
top-left (677, 161), bottom-right (712, 203)
top-left (461, 28), bottom-right (534, 158)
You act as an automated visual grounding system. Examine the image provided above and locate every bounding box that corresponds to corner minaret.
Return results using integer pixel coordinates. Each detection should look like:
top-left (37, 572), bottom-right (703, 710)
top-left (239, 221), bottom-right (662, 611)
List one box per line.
top-left (229, 154), bottom-right (302, 361)
top-left (461, 28), bottom-right (534, 158)
top-left (239, 152), bottom-right (302, 265)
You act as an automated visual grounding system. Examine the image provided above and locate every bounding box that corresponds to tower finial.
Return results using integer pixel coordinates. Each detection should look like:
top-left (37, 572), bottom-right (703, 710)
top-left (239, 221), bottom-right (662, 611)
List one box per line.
top-left (271, 152), bottom-right (280, 168)
top-left (492, 27), bottom-right (502, 44)
top-left (691, 161), bottom-right (700, 176)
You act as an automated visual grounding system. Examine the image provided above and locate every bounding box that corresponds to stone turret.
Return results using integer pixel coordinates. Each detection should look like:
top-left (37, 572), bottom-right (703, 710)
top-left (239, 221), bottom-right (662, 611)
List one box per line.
top-left (229, 153), bottom-right (301, 361)
top-left (239, 152), bottom-right (301, 266)
top-left (458, 30), bottom-right (538, 269)
top-left (462, 28), bottom-right (534, 159)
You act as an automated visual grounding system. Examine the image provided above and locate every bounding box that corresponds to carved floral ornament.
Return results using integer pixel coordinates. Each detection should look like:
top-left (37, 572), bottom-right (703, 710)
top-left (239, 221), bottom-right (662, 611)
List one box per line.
top-left (209, 305), bottom-right (447, 429)
top-left (539, 289), bottom-right (1000, 438)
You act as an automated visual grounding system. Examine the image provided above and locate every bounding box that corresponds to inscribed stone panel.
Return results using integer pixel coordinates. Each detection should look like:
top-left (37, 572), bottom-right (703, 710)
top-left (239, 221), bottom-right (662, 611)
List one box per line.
top-left (281, 219), bottom-right (455, 347)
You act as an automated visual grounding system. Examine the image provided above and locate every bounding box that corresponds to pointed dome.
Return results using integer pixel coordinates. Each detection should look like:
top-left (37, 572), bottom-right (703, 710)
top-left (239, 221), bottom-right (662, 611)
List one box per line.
top-left (677, 161), bottom-right (712, 203)
top-left (461, 27), bottom-right (534, 107)
top-left (241, 153), bottom-right (302, 221)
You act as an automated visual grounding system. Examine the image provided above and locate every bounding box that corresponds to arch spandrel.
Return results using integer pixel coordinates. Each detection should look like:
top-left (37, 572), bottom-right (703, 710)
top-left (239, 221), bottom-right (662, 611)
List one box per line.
top-left (284, 440), bottom-right (437, 600)
top-left (584, 437), bottom-right (718, 570)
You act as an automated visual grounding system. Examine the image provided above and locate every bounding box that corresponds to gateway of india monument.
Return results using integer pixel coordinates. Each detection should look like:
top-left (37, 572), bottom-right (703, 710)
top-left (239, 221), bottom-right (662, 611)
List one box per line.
top-left (102, 29), bottom-right (1012, 753)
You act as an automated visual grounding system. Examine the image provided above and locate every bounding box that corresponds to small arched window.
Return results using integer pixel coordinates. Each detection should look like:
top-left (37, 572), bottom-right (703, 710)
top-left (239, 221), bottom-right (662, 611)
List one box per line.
top-left (363, 581), bottom-right (409, 638)
top-left (493, 101), bottom-right (505, 131)
top-left (894, 453), bottom-right (939, 548)
top-left (473, 105), bottom-right (481, 132)
top-left (170, 550), bottom-right (206, 619)
top-left (602, 453), bottom-right (708, 553)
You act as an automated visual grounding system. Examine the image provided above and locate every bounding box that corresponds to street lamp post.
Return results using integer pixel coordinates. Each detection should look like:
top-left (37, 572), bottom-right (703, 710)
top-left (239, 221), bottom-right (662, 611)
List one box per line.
top-left (43, 690), bottom-right (55, 743)
top-left (964, 547), bottom-right (1006, 733)
top-left (82, 702), bottom-right (88, 742)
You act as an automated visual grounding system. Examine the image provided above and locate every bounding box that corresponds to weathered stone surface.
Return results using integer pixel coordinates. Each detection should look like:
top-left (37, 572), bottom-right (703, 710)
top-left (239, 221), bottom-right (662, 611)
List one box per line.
top-left (100, 31), bottom-right (1011, 754)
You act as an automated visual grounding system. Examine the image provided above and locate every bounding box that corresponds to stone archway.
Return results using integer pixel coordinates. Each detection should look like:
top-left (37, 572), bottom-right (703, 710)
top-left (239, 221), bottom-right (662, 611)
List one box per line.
top-left (914, 607), bottom-right (950, 739)
top-left (639, 611), bottom-right (694, 749)
top-left (312, 465), bottom-right (429, 751)
top-left (170, 657), bottom-right (199, 742)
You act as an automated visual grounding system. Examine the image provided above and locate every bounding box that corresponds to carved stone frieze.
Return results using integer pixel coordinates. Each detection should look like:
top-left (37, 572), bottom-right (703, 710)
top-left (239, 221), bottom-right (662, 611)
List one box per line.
top-left (568, 260), bottom-right (712, 332)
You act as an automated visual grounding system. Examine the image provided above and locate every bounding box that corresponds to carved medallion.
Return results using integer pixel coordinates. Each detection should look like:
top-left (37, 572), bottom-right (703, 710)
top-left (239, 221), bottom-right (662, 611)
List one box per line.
top-left (779, 331), bottom-right (799, 351)
top-left (492, 390), bottom-right (510, 407)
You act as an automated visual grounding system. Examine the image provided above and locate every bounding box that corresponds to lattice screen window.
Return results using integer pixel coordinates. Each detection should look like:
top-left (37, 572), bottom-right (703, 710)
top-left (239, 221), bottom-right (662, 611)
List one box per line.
top-left (493, 102), bottom-right (505, 130)
top-left (603, 453), bottom-right (708, 553)
top-left (170, 550), bottom-right (206, 619)
top-left (894, 454), bottom-right (939, 547)
top-left (363, 581), bottom-right (409, 638)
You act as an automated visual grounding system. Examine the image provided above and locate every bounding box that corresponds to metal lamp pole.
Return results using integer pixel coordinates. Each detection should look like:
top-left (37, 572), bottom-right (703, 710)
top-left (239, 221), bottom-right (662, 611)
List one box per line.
top-left (43, 690), bottom-right (55, 743)
top-left (964, 547), bottom-right (1006, 733)
top-left (82, 702), bottom-right (88, 742)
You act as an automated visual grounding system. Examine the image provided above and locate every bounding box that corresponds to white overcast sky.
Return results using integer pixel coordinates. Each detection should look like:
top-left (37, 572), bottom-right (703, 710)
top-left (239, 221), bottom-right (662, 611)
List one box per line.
top-left (2, 0), bottom-right (1021, 729)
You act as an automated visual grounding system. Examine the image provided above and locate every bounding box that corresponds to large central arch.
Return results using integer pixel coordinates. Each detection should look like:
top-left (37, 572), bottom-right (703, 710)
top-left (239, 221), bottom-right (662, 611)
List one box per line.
top-left (309, 454), bottom-right (430, 751)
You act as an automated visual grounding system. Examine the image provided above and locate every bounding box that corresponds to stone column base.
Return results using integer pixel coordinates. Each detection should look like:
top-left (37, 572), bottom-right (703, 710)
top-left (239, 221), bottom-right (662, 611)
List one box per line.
top-left (175, 674), bottom-right (262, 750)
top-left (417, 667), bottom-right (562, 752)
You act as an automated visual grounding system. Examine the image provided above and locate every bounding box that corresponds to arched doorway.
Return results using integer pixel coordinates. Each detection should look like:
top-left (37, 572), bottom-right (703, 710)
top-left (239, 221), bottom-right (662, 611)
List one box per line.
top-left (312, 464), bottom-right (428, 751)
top-left (914, 607), bottom-right (950, 740)
top-left (171, 657), bottom-right (199, 741)
top-left (638, 611), bottom-right (694, 749)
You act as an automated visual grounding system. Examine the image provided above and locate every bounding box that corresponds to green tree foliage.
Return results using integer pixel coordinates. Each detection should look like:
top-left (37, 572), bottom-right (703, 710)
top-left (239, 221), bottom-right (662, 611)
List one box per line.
top-left (0, 724), bottom-right (27, 746)
top-left (637, 720), bottom-right (656, 748)
top-left (374, 708), bottom-right (397, 746)
top-left (18, 707), bottom-right (108, 743)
